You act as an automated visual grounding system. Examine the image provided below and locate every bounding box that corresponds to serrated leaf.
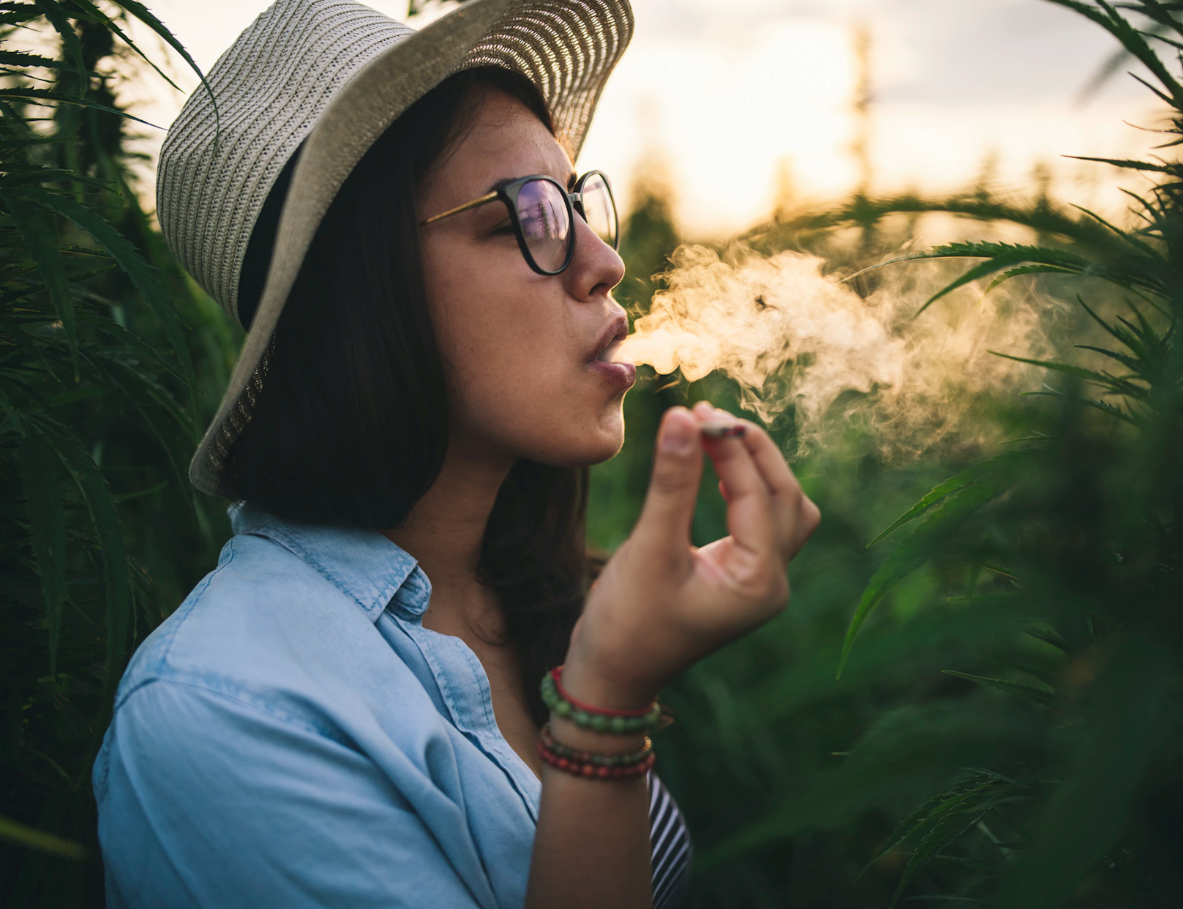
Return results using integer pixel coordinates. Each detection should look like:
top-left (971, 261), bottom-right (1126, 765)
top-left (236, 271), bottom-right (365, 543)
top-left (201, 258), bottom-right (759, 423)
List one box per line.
top-left (867, 451), bottom-right (1031, 547)
top-left (110, 0), bottom-right (216, 123)
top-left (28, 187), bottom-right (197, 423)
top-left (0, 88), bottom-right (159, 127)
top-left (861, 779), bottom-right (983, 879)
top-left (839, 471), bottom-right (1019, 678)
top-left (31, 0), bottom-right (86, 93)
top-left (1020, 625), bottom-right (1072, 653)
top-left (1069, 203), bottom-right (1162, 257)
top-left (1, 189), bottom-right (77, 375)
top-left (998, 635), bottom-right (1180, 908)
top-left (989, 350), bottom-right (1146, 398)
top-left (0, 49), bottom-right (95, 73)
top-left (74, 308), bottom-right (182, 380)
top-left (982, 263), bottom-right (1079, 296)
top-left (1019, 389), bottom-right (1141, 428)
top-left (95, 357), bottom-right (194, 499)
top-left (39, 419), bottom-right (132, 705)
top-left (888, 813), bottom-right (989, 909)
top-left (16, 420), bottom-right (67, 675)
top-left (941, 671), bottom-right (1060, 706)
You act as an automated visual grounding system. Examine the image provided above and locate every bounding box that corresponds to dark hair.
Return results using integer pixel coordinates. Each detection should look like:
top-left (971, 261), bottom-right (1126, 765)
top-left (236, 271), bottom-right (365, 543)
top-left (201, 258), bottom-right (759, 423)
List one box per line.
top-left (226, 67), bottom-right (591, 722)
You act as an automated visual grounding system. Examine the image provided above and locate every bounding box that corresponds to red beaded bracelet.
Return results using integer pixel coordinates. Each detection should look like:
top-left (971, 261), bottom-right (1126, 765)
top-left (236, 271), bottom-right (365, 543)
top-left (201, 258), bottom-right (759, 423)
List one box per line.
top-left (549, 666), bottom-right (655, 718)
top-left (536, 735), bottom-right (657, 780)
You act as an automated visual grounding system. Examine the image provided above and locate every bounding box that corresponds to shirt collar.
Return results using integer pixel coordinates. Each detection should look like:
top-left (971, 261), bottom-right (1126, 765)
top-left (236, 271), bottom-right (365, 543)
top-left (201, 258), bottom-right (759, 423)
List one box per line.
top-left (228, 502), bottom-right (431, 622)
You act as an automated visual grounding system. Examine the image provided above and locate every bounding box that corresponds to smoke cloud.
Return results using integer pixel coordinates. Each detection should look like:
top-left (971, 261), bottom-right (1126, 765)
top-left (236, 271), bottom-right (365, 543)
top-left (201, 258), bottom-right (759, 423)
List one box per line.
top-left (620, 244), bottom-right (1066, 456)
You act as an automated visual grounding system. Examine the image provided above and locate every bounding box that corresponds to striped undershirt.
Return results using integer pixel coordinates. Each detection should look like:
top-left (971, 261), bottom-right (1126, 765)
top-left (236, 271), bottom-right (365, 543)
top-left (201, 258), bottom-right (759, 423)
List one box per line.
top-left (649, 774), bottom-right (692, 908)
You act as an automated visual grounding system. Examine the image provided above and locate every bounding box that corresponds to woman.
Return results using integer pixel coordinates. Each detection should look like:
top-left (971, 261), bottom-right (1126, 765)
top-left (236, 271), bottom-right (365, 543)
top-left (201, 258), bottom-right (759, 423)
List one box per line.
top-left (93, 1), bottom-right (820, 907)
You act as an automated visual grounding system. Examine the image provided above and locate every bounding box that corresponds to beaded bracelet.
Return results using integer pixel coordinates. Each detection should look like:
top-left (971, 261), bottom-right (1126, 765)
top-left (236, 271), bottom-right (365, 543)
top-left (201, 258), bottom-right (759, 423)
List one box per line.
top-left (538, 723), bottom-right (653, 767)
top-left (536, 733), bottom-right (657, 781)
top-left (540, 667), bottom-right (664, 734)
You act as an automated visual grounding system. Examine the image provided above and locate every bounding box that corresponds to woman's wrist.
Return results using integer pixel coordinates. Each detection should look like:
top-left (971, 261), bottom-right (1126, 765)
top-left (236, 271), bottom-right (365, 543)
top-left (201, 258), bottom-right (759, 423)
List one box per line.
top-left (560, 643), bottom-right (662, 713)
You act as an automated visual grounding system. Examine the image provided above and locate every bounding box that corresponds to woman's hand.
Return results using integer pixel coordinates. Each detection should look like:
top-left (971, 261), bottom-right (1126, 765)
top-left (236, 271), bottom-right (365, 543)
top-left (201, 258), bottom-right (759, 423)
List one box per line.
top-left (562, 402), bottom-right (821, 709)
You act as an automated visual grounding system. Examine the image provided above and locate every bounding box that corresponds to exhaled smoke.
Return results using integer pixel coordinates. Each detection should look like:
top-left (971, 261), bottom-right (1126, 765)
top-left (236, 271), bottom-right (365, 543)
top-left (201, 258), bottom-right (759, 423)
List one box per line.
top-left (619, 244), bottom-right (1065, 456)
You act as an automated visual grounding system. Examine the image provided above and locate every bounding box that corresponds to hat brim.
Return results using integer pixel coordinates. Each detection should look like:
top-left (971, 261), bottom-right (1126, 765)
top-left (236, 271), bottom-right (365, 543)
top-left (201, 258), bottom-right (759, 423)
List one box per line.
top-left (189, 0), bottom-right (633, 496)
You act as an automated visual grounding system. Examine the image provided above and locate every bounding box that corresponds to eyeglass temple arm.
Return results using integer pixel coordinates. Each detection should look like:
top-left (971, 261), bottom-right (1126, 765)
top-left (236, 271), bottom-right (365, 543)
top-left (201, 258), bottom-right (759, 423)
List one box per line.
top-left (419, 191), bottom-right (500, 226)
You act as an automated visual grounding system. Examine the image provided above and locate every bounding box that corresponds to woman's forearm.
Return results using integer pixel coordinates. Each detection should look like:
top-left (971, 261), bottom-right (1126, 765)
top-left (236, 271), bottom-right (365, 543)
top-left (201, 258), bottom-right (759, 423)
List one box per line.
top-left (525, 668), bottom-right (656, 909)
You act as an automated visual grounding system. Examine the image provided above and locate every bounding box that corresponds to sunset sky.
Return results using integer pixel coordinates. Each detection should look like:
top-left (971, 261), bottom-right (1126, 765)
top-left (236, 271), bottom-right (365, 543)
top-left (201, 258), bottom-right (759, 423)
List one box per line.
top-left (126, 0), bottom-right (1161, 238)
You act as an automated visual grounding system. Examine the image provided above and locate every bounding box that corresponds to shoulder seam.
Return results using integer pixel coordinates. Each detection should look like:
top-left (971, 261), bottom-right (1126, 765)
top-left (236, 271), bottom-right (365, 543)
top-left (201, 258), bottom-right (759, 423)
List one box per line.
top-left (114, 674), bottom-right (358, 747)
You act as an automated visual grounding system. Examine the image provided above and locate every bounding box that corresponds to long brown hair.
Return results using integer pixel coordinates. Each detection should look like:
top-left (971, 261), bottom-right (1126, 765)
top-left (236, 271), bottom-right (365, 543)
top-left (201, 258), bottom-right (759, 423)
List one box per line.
top-left (225, 67), bottom-right (591, 722)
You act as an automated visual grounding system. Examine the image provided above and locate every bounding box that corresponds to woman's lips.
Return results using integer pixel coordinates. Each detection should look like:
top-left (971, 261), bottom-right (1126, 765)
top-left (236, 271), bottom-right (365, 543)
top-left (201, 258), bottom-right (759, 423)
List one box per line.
top-left (589, 339), bottom-right (636, 389)
top-left (589, 358), bottom-right (637, 388)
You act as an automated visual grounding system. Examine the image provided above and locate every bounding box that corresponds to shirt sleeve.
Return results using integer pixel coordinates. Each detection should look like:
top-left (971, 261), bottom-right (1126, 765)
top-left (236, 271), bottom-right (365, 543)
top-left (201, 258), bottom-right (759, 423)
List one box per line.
top-left (97, 679), bottom-right (484, 909)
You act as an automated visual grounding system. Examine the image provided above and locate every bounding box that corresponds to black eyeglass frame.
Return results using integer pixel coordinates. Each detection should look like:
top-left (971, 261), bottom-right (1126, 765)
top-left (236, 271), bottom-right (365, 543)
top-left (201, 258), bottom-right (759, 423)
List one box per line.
top-left (418, 170), bottom-right (619, 276)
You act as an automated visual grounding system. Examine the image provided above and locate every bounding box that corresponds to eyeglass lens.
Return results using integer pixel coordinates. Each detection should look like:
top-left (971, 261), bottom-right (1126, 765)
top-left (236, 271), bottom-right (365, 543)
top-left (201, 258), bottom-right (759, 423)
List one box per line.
top-left (515, 180), bottom-right (572, 273)
top-left (579, 173), bottom-right (617, 249)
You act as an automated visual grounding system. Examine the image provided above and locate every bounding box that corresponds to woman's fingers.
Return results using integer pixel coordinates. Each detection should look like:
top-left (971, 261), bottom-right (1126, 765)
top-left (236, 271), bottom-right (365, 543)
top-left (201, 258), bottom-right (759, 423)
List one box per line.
top-left (699, 425), bottom-right (778, 565)
top-left (735, 419), bottom-right (820, 559)
top-left (632, 407), bottom-right (704, 563)
top-left (695, 403), bottom-right (820, 561)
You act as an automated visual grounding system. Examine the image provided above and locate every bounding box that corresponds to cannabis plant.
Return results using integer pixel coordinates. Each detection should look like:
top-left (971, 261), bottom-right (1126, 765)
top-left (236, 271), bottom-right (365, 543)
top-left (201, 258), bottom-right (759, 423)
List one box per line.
top-left (703, 2), bottom-right (1182, 906)
top-left (0, 3), bottom-right (227, 905)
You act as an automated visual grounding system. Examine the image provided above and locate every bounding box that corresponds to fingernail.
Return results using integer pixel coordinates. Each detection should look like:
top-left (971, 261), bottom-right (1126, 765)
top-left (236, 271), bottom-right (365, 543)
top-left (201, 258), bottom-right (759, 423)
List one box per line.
top-left (660, 413), bottom-right (695, 454)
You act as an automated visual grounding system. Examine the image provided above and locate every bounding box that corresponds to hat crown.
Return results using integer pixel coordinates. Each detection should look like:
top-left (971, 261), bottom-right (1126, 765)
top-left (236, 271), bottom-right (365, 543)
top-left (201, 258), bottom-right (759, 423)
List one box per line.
top-left (157, 0), bottom-right (412, 322)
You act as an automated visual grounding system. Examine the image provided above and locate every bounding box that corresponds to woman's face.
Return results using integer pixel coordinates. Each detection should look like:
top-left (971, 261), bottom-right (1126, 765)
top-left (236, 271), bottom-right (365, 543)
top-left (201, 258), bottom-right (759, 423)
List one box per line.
top-left (418, 89), bottom-right (632, 469)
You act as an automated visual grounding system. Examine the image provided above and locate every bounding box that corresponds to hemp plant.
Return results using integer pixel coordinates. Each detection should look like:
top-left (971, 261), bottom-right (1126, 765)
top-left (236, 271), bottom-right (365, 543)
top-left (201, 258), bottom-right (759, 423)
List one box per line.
top-left (703, 2), bottom-right (1182, 907)
top-left (0, 3), bottom-right (222, 905)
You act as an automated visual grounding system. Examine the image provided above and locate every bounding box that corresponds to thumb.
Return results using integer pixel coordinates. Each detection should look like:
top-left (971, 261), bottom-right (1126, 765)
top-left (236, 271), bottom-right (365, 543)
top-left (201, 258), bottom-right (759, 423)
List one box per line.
top-left (634, 407), bottom-right (703, 548)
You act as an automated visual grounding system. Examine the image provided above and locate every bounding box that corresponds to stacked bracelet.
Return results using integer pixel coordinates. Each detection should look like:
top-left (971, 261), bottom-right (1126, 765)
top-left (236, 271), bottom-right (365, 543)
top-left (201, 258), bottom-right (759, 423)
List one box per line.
top-left (537, 724), bottom-right (657, 780)
top-left (540, 666), bottom-right (664, 734)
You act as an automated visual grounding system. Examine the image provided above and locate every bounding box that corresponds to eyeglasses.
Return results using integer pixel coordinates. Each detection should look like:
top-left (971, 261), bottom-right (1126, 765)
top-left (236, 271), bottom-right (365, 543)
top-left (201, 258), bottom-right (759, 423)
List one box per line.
top-left (419, 170), bottom-right (619, 275)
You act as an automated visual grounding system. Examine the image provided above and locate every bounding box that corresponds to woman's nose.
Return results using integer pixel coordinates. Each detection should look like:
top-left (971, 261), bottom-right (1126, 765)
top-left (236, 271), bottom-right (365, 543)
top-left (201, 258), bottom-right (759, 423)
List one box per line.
top-left (566, 213), bottom-right (625, 301)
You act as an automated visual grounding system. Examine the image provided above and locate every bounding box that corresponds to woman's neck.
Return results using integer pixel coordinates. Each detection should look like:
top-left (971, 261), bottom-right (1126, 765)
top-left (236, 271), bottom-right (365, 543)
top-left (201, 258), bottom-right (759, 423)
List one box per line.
top-left (382, 445), bottom-right (511, 634)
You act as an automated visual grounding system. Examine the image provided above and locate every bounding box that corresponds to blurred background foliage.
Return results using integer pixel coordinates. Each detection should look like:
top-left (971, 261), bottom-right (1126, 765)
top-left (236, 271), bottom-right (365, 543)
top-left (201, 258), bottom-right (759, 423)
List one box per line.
top-left (1, 0), bottom-right (1179, 907)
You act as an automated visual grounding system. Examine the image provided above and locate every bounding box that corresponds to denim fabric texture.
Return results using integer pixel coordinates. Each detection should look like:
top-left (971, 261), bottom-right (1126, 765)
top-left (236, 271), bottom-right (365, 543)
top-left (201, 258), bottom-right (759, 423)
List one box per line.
top-left (93, 503), bottom-right (545, 909)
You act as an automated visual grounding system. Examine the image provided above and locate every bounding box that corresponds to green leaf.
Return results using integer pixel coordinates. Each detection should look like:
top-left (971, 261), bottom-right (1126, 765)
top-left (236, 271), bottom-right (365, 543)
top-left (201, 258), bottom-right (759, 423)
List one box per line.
top-left (1069, 203), bottom-right (1162, 257)
top-left (861, 773), bottom-right (1004, 879)
top-left (998, 635), bottom-right (1180, 908)
top-left (28, 187), bottom-right (197, 423)
top-left (1066, 154), bottom-right (1172, 173)
top-left (840, 454), bottom-right (1034, 678)
top-left (1073, 344), bottom-right (1144, 374)
top-left (0, 88), bottom-right (159, 128)
top-left (989, 350), bottom-right (1147, 399)
top-left (982, 263), bottom-right (1079, 296)
top-left (0, 815), bottom-right (87, 860)
top-left (95, 356), bottom-right (194, 497)
top-left (1, 190), bottom-right (77, 375)
top-left (17, 422), bottom-right (68, 676)
top-left (39, 419), bottom-right (132, 706)
top-left (74, 308), bottom-right (182, 381)
top-left (31, 0), bottom-right (86, 93)
top-left (0, 49), bottom-right (95, 73)
top-left (1020, 625), bottom-right (1072, 653)
top-left (888, 786), bottom-right (999, 909)
top-left (110, 0), bottom-right (216, 120)
top-left (1019, 389), bottom-right (1141, 428)
top-left (941, 670), bottom-right (1060, 707)
top-left (867, 451), bottom-right (1032, 547)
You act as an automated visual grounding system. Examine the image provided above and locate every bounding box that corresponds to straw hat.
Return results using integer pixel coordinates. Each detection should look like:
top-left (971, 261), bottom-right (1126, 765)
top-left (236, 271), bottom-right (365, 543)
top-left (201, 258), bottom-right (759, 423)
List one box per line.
top-left (157, 0), bottom-right (633, 496)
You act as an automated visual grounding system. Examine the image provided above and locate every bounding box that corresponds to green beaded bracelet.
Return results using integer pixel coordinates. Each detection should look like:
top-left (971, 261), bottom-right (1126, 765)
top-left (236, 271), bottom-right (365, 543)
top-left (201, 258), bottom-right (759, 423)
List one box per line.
top-left (540, 670), bottom-right (664, 734)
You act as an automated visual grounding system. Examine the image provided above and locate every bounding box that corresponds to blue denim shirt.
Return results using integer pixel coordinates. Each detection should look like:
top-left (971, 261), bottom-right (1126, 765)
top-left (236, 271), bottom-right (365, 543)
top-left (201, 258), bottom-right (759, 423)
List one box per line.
top-left (93, 504), bottom-right (547, 908)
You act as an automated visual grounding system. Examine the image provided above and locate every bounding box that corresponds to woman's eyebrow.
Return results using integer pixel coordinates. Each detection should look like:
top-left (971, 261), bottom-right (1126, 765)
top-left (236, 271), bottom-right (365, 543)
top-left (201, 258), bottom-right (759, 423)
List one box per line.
top-left (483, 171), bottom-right (580, 194)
